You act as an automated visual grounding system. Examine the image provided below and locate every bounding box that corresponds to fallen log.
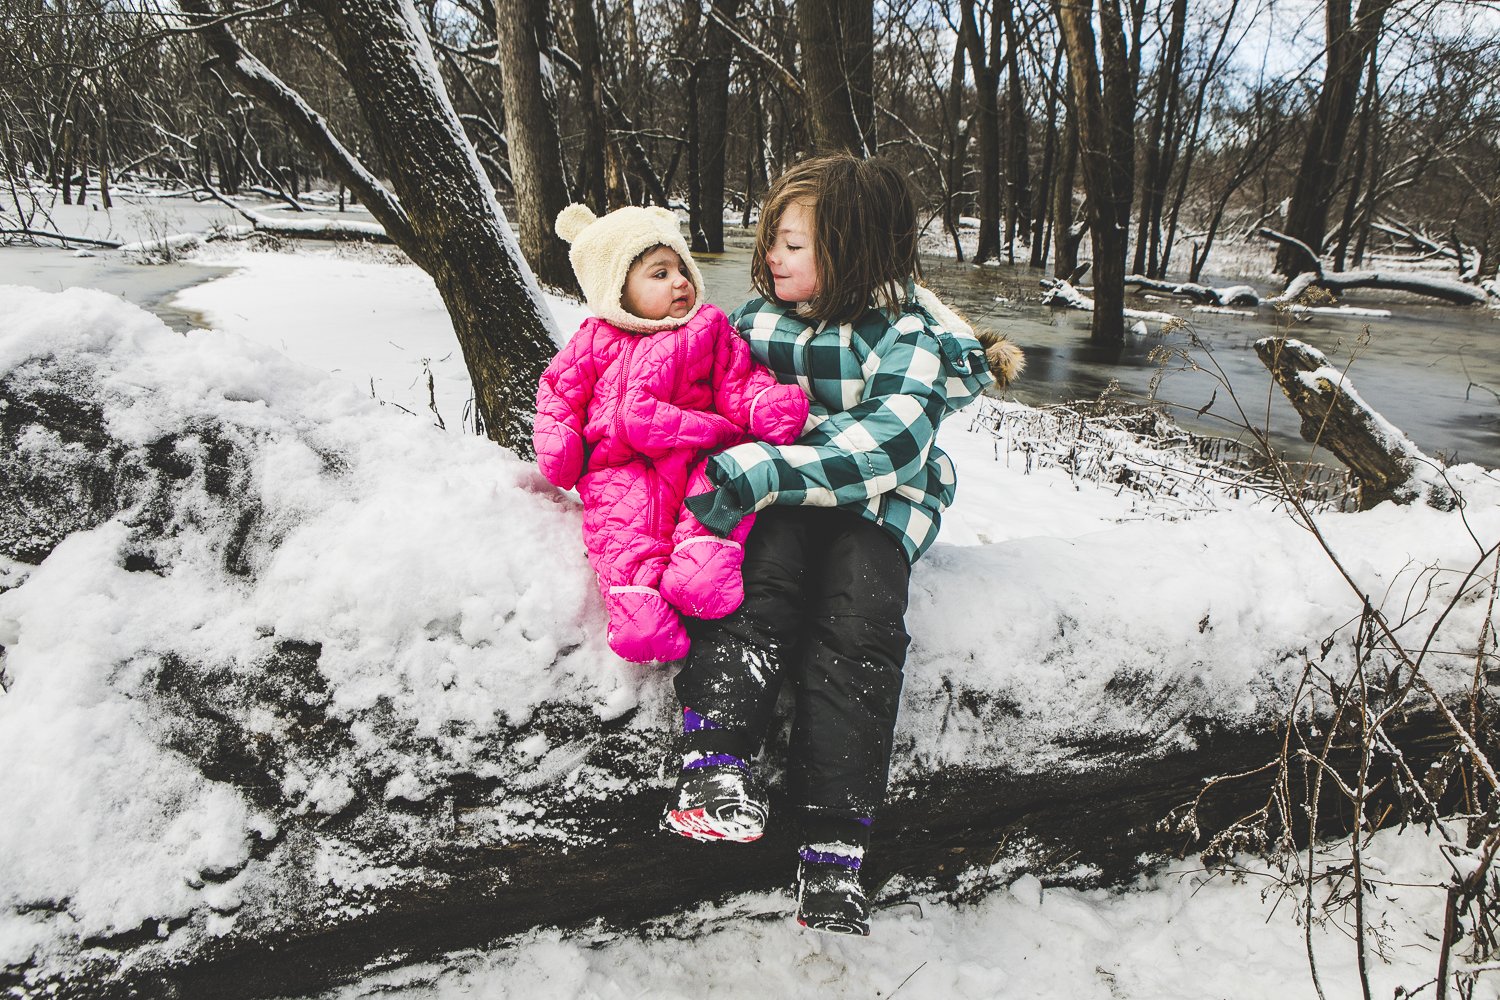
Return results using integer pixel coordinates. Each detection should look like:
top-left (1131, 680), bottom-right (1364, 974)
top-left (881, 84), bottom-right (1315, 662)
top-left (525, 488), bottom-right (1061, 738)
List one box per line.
top-left (1257, 227), bottom-right (1493, 306)
top-left (0, 228), bottom-right (123, 249)
top-left (1253, 336), bottom-right (1454, 510)
top-left (1124, 274), bottom-right (1260, 307)
top-left (0, 288), bottom-right (1489, 998)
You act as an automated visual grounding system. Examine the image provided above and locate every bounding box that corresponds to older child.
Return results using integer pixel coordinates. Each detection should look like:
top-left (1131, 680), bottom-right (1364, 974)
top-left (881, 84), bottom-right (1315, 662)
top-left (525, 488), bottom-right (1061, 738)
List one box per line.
top-left (661, 156), bottom-right (1022, 935)
top-left (533, 204), bottom-right (809, 664)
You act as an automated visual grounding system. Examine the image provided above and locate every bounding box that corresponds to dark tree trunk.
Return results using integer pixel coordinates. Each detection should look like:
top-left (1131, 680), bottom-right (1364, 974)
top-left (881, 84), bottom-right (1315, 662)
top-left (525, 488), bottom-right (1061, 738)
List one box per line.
top-left (1333, 45), bottom-right (1379, 272)
top-left (1052, 106), bottom-right (1080, 280)
top-left (1131, 0), bottom-right (1185, 279)
top-left (1056, 0), bottom-right (1137, 341)
top-left (690, 0), bottom-right (740, 253)
top-left (1160, 0), bottom-right (1237, 276)
top-left (796, 0), bottom-right (875, 156)
top-left (98, 106), bottom-right (112, 209)
top-left (1275, 0), bottom-right (1395, 275)
top-left (571, 0), bottom-right (608, 211)
top-left (1000, 0), bottom-right (1030, 263)
top-left (961, 0), bottom-right (1001, 263)
top-left (182, 0), bottom-right (558, 455)
top-left (1030, 45), bottom-right (1065, 270)
top-left (494, 0), bottom-right (577, 291)
top-left (943, 24), bottom-right (968, 262)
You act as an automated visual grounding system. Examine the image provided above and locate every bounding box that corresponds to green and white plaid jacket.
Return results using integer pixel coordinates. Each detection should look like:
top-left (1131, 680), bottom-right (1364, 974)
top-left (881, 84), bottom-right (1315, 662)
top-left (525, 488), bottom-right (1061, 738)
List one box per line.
top-left (704, 284), bottom-right (995, 564)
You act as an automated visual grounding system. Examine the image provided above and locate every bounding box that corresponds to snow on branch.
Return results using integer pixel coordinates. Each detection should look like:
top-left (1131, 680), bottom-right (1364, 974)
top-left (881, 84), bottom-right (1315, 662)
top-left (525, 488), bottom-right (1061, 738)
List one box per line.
top-left (1254, 337), bottom-right (1454, 511)
top-left (179, 0), bottom-right (416, 251)
top-left (1040, 278), bottom-right (1177, 326)
top-left (1257, 228), bottom-right (1496, 307)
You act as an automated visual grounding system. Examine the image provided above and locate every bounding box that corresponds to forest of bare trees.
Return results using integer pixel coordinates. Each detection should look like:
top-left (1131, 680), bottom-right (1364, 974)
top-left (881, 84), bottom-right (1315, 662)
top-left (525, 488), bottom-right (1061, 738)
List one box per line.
top-left (3, 0), bottom-right (1498, 347)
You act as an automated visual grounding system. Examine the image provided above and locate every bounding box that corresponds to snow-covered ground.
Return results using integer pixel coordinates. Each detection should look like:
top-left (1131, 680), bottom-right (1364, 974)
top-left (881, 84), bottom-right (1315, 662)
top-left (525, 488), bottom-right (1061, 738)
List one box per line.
top-left (2, 233), bottom-right (1498, 998)
top-left (315, 830), bottom-right (1464, 1000)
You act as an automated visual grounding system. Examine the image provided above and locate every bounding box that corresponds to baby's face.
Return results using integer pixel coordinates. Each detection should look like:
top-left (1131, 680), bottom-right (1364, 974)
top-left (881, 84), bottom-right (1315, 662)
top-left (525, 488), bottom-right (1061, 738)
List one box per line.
top-left (621, 247), bottom-right (696, 322)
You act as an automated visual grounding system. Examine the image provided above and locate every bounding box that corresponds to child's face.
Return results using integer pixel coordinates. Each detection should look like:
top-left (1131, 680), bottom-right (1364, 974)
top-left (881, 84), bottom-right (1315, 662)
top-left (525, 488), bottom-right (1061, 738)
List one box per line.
top-left (765, 200), bottom-right (820, 305)
top-left (621, 247), bottom-right (696, 322)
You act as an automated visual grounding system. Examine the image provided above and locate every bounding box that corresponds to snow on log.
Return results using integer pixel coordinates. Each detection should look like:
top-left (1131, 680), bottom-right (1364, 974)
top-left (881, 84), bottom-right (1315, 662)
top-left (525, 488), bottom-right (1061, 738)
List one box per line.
top-left (1258, 228), bottom-right (1492, 306)
top-left (1039, 279), bottom-right (1177, 325)
top-left (1, 288), bottom-right (1492, 998)
top-left (1313, 270), bottom-right (1490, 306)
top-left (1253, 337), bottom-right (1453, 510)
top-left (1124, 274), bottom-right (1261, 308)
top-left (236, 209), bottom-right (391, 243)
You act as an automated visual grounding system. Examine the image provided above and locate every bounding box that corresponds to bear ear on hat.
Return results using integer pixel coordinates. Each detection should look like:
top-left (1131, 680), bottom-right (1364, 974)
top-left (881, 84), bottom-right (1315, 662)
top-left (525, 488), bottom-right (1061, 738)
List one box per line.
top-left (647, 206), bottom-right (680, 230)
top-left (555, 203), bottom-right (597, 244)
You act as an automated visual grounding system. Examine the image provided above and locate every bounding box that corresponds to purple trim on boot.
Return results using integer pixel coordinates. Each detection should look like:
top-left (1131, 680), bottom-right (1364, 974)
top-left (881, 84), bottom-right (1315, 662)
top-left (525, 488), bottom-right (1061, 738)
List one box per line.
top-left (684, 753), bottom-right (747, 771)
top-left (682, 706), bottom-right (723, 732)
top-left (799, 847), bottom-right (863, 870)
top-left (856, 817), bottom-right (873, 826)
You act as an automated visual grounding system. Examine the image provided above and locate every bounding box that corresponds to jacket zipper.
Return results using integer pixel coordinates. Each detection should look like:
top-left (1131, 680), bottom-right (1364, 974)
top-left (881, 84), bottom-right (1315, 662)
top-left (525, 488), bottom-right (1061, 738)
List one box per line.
top-left (610, 336), bottom-right (638, 442)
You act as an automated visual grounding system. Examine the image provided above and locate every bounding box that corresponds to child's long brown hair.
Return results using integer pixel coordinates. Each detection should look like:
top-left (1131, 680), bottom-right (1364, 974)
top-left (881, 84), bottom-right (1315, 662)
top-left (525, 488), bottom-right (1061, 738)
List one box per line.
top-left (751, 155), bottom-right (921, 325)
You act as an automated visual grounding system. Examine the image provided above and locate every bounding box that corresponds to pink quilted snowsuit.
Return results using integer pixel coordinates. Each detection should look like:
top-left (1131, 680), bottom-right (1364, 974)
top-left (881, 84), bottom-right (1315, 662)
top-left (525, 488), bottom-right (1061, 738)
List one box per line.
top-left (534, 303), bottom-right (810, 663)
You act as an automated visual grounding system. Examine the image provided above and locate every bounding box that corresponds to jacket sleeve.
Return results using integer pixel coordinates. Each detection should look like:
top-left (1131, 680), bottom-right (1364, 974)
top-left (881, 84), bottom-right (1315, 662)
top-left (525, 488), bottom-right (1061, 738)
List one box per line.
top-left (704, 322), bottom-right (949, 513)
top-left (622, 387), bottom-right (743, 459)
top-left (707, 310), bottom-right (809, 446)
top-left (533, 327), bottom-right (599, 490)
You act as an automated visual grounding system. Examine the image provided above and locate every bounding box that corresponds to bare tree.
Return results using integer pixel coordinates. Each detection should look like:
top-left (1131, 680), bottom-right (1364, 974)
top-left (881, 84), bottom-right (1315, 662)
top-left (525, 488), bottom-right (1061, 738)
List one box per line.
top-left (1275, 0), bottom-right (1396, 275)
top-left (1055, 0), bottom-right (1141, 341)
top-left (493, 0), bottom-right (576, 291)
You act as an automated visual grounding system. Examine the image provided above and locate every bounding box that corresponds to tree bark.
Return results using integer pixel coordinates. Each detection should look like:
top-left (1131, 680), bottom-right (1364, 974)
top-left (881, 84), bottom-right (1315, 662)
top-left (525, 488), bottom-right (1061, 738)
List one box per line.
top-left (690, 0), bottom-right (741, 253)
top-left (1000, 0), bottom-right (1030, 263)
top-left (1254, 337), bottom-right (1451, 510)
top-left (796, 0), bottom-right (875, 156)
top-left (1055, 0), bottom-right (1137, 340)
top-left (493, 0), bottom-right (577, 292)
top-left (960, 0), bottom-right (1001, 263)
top-left (1131, 0), bottom-right (1185, 279)
top-left (942, 23), bottom-right (969, 261)
top-left (1275, 0), bottom-right (1395, 275)
top-left (570, 0), bottom-right (608, 211)
top-left (1052, 105), bottom-right (1080, 280)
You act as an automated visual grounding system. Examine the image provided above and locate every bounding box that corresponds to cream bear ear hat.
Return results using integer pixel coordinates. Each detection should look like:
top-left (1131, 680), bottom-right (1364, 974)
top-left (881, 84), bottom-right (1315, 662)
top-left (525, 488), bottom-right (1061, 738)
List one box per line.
top-left (555, 203), bottom-right (706, 333)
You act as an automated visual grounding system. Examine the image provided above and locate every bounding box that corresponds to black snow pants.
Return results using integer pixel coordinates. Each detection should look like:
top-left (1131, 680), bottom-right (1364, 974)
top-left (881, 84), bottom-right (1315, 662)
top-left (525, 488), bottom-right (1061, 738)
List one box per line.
top-left (674, 505), bottom-right (912, 819)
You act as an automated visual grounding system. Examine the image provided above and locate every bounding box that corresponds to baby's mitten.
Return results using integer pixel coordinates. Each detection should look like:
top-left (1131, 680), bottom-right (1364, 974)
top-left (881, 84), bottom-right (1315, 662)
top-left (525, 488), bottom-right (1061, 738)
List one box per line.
top-left (604, 586), bottom-right (690, 663)
top-left (534, 422), bottom-right (585, 490)
top-left (749, 383), bottom-right (811, 446)
top-left (662, 462), bottom-right (755, 619)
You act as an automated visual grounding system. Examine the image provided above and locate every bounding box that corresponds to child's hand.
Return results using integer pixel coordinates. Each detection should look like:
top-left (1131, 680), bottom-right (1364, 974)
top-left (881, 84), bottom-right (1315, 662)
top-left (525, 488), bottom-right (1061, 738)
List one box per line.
top-left (534, 422), bottom-right (585, 489)
top-left (749, 383), bottom-right (810, 446)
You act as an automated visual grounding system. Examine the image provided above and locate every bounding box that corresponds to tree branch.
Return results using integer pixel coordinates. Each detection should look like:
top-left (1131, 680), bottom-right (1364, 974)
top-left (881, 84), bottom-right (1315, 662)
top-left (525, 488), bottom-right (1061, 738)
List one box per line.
top-left (178, 0), bottom-right (417, 252)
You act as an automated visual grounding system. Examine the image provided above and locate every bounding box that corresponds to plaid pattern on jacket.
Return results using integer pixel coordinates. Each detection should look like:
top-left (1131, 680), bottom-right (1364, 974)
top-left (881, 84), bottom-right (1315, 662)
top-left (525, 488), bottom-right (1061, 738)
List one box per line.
top-left (707, 284), bottom-right (996, 563)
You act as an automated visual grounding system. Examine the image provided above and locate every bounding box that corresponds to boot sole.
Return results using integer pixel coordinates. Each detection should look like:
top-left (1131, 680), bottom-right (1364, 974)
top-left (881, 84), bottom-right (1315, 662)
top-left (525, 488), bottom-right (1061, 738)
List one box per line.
top-left (661, 805), bottom-right (765, 843)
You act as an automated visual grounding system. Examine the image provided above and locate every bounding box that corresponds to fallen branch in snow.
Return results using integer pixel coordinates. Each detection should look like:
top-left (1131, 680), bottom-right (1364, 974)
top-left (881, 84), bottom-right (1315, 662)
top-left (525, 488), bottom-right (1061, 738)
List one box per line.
top-left (0, 228), bottom-right (123, 249)
top-left (1257, 228), bottom-right (1495, 307)
top-left (1286, 270), bottom-right (1490, 307)
top-left (1039, 278), bottom-right (1177, 325)
top-left (1125, 274), bottom-right (1260, 308)
top-left (1253, 337), bottom-right (1454, 511)
top-left (203, 186), bottom-right (392, 243)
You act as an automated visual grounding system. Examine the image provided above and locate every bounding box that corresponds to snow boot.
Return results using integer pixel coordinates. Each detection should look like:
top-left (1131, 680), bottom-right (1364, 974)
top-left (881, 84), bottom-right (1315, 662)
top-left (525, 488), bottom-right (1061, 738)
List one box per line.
top-left (794, 852), bottom-right (870, 936)
top-left (660, 759), bottom-right (768, 843)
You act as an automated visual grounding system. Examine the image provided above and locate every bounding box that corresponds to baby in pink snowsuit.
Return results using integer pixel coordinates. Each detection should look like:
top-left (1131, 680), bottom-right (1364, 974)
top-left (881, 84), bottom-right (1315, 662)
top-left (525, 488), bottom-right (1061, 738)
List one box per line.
top-left (534, 204), bottom-right (809, 663)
